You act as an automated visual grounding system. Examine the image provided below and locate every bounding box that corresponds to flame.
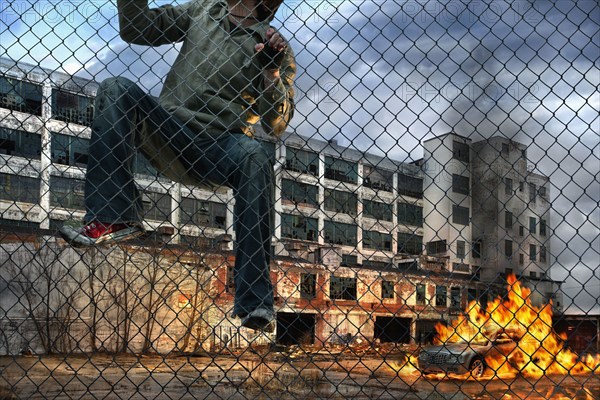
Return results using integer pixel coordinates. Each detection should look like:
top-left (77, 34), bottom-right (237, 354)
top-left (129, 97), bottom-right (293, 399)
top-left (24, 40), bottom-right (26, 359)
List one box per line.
top-left (433, 275), bottom-right (598, 378)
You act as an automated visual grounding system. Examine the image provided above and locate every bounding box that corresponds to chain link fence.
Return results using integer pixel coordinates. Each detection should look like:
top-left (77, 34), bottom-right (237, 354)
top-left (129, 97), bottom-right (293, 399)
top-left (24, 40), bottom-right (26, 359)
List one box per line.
top-left (0, 0), bottom-right (599, 399)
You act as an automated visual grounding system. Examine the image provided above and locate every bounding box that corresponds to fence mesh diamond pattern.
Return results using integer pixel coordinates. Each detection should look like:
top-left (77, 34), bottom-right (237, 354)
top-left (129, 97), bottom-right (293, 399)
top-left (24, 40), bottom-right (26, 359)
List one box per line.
top-left (0, 0), bottom-right (599, 399)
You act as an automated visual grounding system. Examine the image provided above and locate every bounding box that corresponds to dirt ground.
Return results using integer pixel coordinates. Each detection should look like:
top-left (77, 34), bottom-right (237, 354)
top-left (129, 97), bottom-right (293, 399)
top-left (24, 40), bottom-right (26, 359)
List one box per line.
top-left (0, 352), bottom-right (598, 399)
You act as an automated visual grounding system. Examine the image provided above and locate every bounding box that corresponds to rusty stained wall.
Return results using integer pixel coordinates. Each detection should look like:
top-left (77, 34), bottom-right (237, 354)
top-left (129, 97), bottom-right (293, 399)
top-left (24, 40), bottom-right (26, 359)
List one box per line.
top-left (206, 256), bottom-right (486, 346)
top-left (0, 236), bottom-right (488, 355)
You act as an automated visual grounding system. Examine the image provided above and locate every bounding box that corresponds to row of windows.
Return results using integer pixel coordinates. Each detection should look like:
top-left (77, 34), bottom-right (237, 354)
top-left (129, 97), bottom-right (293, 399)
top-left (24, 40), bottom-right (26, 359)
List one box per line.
top-left (0, 76), bottom-right (95, 124)
top-left (504, 240), bottom-right (548, 263)
top-left (3, 77), bottom-right (422, 193)
top-left (0, 173), bottom-right (227, 227)
top-left (280, 213), bottom-right (423, 253)
top-left (0, 129), bottom-right (161, 178)
top-left (297, 273), bottom-right (476, 308)
top-left (282, 181), bottom-right (422, 224)
top-left (285, 148), bottom-right (423, 195)
top-left (426, 239), bottom-right (482, 259)
top-left (504, 177), bottom-right (548, 202)
top-left (1, 126), bottom-right (424, 203)
top-left (505, 211), bottom-right (548, 236)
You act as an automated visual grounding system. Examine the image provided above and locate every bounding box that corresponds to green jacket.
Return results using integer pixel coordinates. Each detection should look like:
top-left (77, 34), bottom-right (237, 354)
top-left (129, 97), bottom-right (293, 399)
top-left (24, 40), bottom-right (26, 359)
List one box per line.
top-left (117, 0), bottom-right (295, 138)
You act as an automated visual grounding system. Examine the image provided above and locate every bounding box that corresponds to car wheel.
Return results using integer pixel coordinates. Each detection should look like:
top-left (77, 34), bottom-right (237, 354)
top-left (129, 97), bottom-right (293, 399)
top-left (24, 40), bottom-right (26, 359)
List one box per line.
top-left (469, 357), bottom-right (485, 378)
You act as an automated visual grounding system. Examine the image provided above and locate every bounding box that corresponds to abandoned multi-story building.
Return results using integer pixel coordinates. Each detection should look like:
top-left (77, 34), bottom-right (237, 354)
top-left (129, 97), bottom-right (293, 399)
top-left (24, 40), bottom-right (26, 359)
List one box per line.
top-left (0, 57), bottom-right (562, 354)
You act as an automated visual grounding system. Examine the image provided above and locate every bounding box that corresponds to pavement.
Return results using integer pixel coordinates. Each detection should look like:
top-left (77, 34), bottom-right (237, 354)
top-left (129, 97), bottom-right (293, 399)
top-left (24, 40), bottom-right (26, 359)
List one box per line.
top-left (0, 354), bottom-right (598, 399)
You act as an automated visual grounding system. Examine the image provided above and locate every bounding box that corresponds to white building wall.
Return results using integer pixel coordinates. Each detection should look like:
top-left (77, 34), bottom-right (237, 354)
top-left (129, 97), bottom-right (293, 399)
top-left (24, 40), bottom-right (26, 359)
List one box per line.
top-left (422, 133), bottom-right (473, 274)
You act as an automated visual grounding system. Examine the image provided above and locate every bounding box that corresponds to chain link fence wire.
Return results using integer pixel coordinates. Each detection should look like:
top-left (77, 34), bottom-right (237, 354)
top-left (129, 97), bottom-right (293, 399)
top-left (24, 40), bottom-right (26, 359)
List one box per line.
top-left (0, 0), bottom-right (599, 399)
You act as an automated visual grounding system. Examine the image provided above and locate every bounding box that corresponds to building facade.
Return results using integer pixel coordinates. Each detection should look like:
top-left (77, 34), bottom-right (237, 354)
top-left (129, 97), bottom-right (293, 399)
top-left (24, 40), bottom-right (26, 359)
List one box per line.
top-left (0, 57), bottom-right (562, 353)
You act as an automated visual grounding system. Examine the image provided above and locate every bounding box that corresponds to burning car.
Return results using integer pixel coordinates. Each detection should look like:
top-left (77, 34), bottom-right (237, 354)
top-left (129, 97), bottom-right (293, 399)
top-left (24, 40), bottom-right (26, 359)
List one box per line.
top-left (414, 276), bottom-right (599, 379)
top-left (417, 330), bottom-right (521, 378)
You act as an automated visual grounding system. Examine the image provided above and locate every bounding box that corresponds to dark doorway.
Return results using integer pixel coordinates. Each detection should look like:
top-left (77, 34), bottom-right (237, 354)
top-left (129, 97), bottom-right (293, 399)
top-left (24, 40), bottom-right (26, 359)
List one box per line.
top-left (416, 319), bottom-right (444, 344)
top-left (276, 312), bottom-right (316, 345)
top-left (374, 317), bottom-right (411, 343)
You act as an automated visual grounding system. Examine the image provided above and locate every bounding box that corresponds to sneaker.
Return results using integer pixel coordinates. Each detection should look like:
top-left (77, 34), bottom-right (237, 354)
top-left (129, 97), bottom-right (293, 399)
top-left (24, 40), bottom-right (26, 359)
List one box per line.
top-left (241, 308), bottom-right (275, 333)
top-left (60, 221), bottom-right (145, 247)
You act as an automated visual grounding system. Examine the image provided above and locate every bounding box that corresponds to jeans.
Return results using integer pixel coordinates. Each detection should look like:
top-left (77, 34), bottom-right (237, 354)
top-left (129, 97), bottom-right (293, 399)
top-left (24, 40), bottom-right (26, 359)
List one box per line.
top-left (85, 77), bottom-right (274, 317)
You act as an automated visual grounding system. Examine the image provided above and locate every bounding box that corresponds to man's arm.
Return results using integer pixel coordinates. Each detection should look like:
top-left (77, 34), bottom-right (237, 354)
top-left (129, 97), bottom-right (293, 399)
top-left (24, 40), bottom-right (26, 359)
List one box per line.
top-left (257, 31), bottom-right (296, 138)
top-left (117, 0), bottom-right (196, 45)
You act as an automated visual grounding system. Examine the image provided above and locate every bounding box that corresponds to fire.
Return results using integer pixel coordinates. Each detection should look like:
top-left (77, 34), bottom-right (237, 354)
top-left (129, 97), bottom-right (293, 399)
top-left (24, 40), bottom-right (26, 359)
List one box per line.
top-left (433, 275), bottom-right (599, 378)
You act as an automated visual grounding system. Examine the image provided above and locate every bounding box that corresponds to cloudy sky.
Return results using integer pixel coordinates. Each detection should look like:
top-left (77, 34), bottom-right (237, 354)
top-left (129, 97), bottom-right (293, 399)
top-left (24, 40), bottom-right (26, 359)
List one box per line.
top-left (1, 0), bottom-right (598, 313)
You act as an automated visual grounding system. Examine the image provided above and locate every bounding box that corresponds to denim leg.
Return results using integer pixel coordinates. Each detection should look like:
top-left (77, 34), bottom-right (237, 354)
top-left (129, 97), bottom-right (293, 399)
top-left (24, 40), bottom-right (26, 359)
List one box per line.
top-left (84, 77), bottom-right (197, 224)
top-left (195, 135), bottom-right (275, 317)
top-left (228, 138), bottom-right (275, 317)
top-left (85, 76), bottom-right (274, 317)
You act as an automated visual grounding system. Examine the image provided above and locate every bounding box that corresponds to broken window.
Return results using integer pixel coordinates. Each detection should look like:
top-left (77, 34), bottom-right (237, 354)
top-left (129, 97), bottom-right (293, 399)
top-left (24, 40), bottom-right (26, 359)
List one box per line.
top-left (452, 140), bottom-right (469, 163)
top-left (381, 280), bottom-right (395, 299)
top-left (529, 217), bottom-right (537, 234)
top-left (452, 205), bottom-right (469, 225)
top-left (426, 240), bottom-right (447, 256)
top-left (300, 273), bottom-right (316, 299)
top-left (472, 240), bottom-right (481, 258)
top-left (529, 182), bottom-right (537, 203)
top-left (286, 147), bottom-right (319, 176)
top-left (450, 287), bottom-right (462, 309)
top-left (397, 173), bottom-right (423, 198)
top-left (452, 174), bottom-right (470, 195)
top-left (281, 214), bottom-right (318, 242)
top-left (416, 283), bottom-right (426, 305)
top-left (324, 156), bottom-right (357, 184)
top-left (51, 88), bottom-right (95, 126)
top-left (50, 176), bottom-right (85, 210)
top-left (142, 190), bottom-right (172, 222)
top-left (467, 288), bottom-right (477, 303)
top-left (397, 232), bottom-right (423, 255)
top-left (505, 177), bottom-right (513, 195)
top-left (324, 188), bottom-right (357, 216)
top-left (0, 127), bottom-right (41, 159)
top-left (505, 240), bottom-right (513, 258)
top-left (435, 286), bottom-right (447, 307)
top-left (281, 179), bottom-right (318, 207)
top-left (363, 164), bottom-right (393, 192)
top-left (324, 220), bottom-right (357, 246)
top-left (179, 198), bottom-right (227, 229)
top-left (0, 173), bottom-right (40, 204)
top-left (456, 240), bottom-right (465, 258)
top-left (0, 76), bottom-right (43, 115)
top-left (540, 246), bottom-right (547, 263)
top-left (363, 199), bottom-right (393, 221)
top-left (505, 211), bottom-right (513, 229)
top-left (397, 202), bottom-right (423, 226)
top-left (330, 275), bottom-right (357, 300)
top-left (342, 253), bottom-right (358, 266)
top-left (530, 244), bottom-right (537, 261)
top-left (540, 219), bottom-right (547, 236)
top-left (362, 229), bottom-right (392, 251)
top-left (51, 132), bottom-right (89, 167)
